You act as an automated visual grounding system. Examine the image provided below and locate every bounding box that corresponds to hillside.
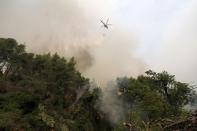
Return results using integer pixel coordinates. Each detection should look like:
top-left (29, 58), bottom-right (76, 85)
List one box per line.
top-left (0, 38), bottom-right (196, 131)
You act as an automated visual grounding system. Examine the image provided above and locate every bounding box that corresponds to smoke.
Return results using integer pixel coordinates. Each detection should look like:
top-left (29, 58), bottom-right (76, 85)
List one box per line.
top-left (0, 0), bottom-right (146, 124)
top-left (74, 46), bottom-right (94, 71)
top-left (0, 0), bottom-right (146, 83)
top-left (83, 28), bottom-right (145, 85)
top-left (71, 85), bottom-right (89, 107)
top-left (99, 82), bottom-right (125, 124)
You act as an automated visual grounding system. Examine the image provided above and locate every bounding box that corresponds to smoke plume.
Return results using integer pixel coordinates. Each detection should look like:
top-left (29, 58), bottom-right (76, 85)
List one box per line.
top-left (0, 0), bottom-right (146, 84)
top-left (0, 0), bottom-right (146, 124)
top-left (99, 81), bottom-right (126, 124)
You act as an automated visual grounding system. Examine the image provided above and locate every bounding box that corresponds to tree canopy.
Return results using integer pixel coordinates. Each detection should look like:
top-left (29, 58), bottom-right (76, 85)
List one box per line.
top-left (115, 70), bottom-right (196, 130)
top-left (0, 38), bottom-right (111, 131)
top-left (0, 38), bottom-right (196, 131)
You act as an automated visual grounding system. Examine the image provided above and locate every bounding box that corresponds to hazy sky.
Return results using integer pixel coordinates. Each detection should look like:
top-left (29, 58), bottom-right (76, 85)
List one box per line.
top-left (118, 0), bottom-right (197, 83)
top-left (0, 0), bottom-right (196, 84)
top-left (107, 0), bottom-right (197, 83)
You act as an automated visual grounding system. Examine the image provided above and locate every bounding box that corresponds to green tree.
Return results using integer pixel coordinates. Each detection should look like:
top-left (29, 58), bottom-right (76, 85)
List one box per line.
top-left (117, 70), bottom-right (195, 121)
top-left (0, 38), bottom-right (111, 131)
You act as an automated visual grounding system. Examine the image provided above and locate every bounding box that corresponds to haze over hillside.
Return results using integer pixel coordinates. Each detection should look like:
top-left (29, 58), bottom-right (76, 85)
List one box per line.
top-left (0, 1), bottom-right (197, 130)
top-left (0, 0), bottom-right (196, 85)
top-left (0, 0), bottom-right (146, 85)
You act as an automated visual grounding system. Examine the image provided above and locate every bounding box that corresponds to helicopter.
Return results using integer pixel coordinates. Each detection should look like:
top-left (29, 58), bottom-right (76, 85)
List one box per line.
top-left (100, 18), bottom-right (112, 29)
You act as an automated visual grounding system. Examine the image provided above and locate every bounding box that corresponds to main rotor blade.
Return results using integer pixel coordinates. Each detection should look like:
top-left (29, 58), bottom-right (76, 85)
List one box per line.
top-left (100, 20), bottom-right (105, 25)
top-left (106, 18), bottom-right (109, 24)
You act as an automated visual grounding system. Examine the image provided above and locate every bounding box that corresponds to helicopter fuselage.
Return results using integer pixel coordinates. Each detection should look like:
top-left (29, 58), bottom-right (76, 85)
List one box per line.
top-left (104, 24), bottom-right (108, 29)
top-left (100, 20), bottom-right (110, 29)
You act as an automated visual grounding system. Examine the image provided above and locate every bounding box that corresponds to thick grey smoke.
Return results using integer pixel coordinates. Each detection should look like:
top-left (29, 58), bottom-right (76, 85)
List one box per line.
top-left (73, 46), bottom-right (94, 71)
top-left (0, 0), bottom-right (145, 84)
top-left (0, 0), bottom-right (98, 67)
top-left (0, 0), bottom-right (146, 124)
top-left (99, 81), bottom-right (126, 124)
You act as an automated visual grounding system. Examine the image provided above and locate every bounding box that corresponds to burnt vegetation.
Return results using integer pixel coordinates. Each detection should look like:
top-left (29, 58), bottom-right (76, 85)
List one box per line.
top-left (0, 38), bottom-right (196, 131)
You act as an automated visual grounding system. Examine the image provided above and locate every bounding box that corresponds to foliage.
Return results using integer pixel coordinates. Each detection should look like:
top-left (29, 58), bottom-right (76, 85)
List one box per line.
top-left (116, 70), bottom-right (196, 130)
top-left (0, 38), bottom-right (111, 131)
top-left (0, 38), bottom-right (195, 131)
